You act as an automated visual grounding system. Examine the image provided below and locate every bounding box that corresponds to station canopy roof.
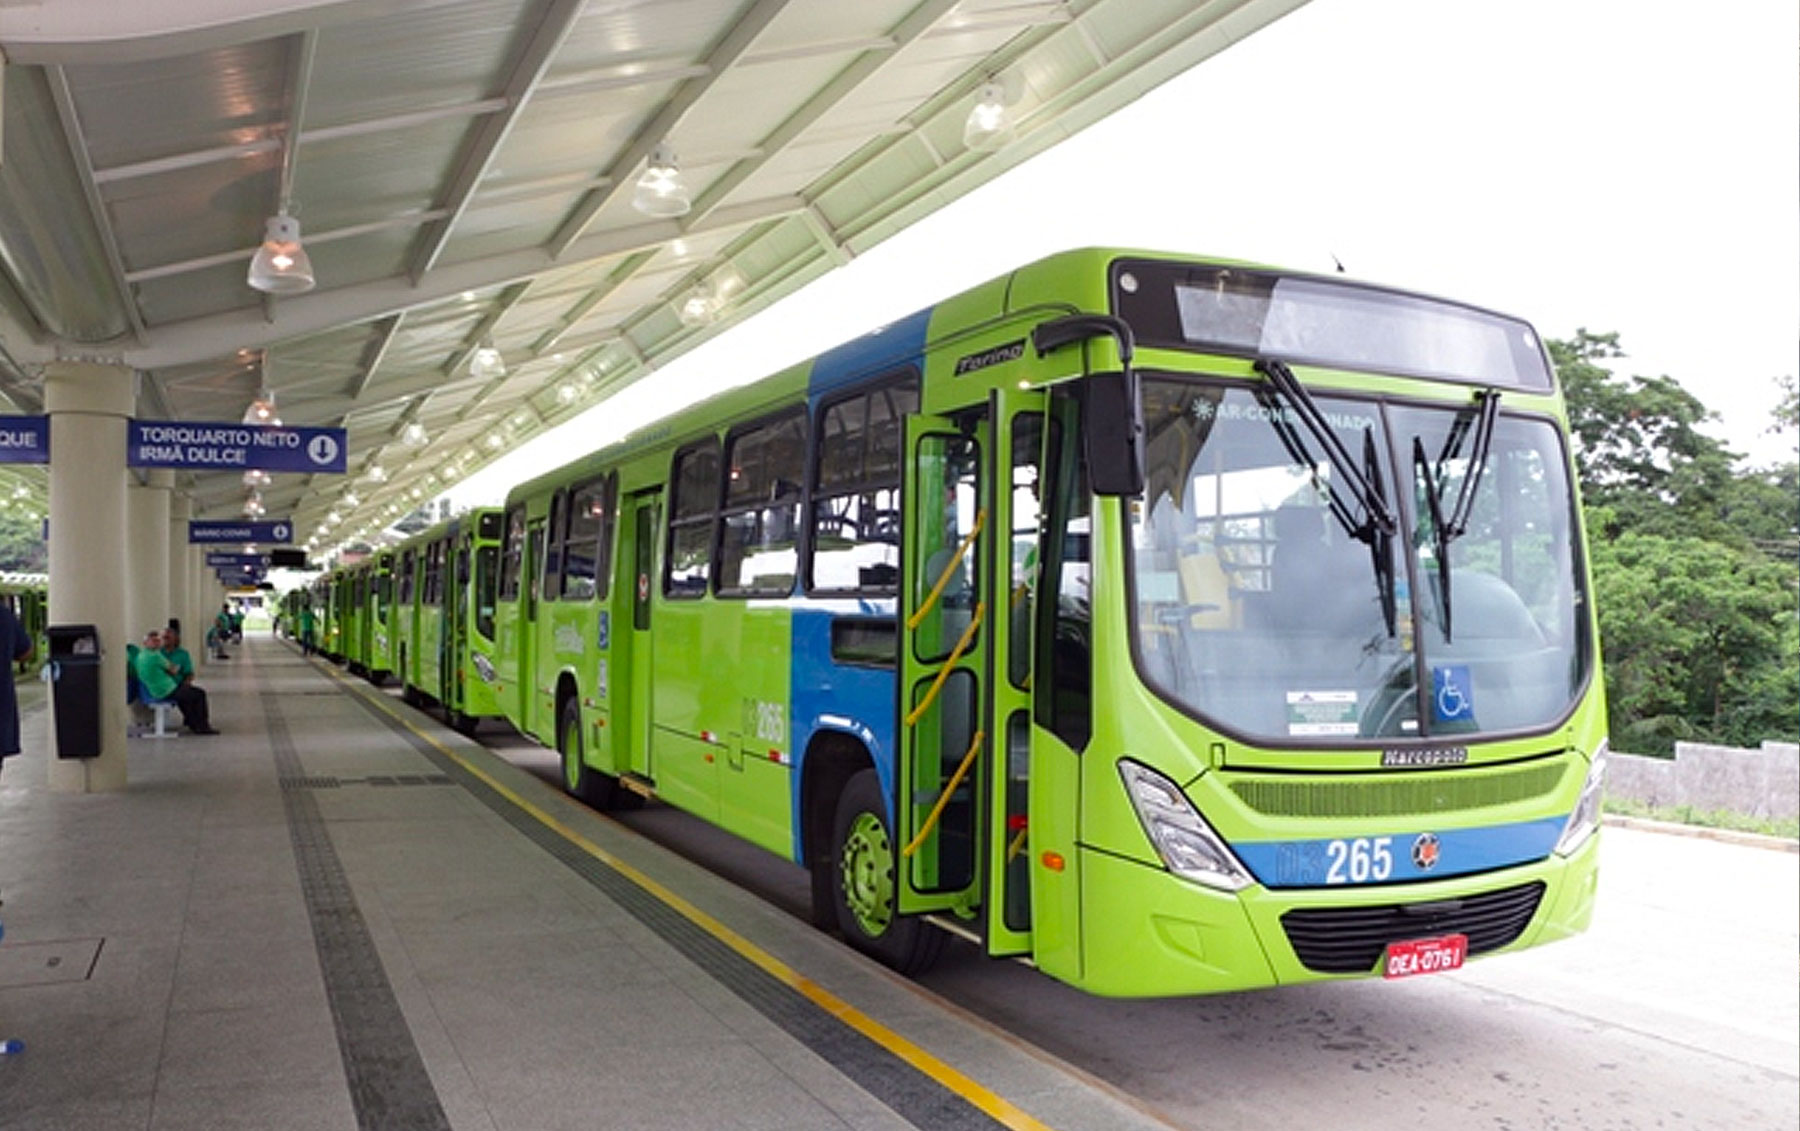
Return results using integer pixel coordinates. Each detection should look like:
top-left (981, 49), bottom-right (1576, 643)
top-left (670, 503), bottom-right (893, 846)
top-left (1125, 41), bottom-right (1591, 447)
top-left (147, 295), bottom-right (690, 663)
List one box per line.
top-left (0, 0), bottom-right (1305, 555)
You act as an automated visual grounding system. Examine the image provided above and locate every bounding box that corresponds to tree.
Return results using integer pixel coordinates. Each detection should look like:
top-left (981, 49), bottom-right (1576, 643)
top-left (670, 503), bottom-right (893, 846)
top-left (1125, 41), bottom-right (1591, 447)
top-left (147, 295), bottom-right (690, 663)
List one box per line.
top-left (1552, 331), bottom-right (1741, 543)
top-left (0, 509), bottom-right (47, 572)
top-left (1552, 333), bottom-right (1798, 755)
top-left (1589, 529), bottom-right (1798, 754)
top-left (1774, 373), bottom-right (1798, 434)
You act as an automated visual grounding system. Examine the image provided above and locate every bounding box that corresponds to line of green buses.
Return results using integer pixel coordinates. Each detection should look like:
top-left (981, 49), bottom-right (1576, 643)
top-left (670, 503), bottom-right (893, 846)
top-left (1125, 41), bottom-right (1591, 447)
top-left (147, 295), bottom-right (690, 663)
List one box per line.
top-left (294, 248), bottom-right (1608, 998)
top-left (291, 509), bottom-right (506, 736)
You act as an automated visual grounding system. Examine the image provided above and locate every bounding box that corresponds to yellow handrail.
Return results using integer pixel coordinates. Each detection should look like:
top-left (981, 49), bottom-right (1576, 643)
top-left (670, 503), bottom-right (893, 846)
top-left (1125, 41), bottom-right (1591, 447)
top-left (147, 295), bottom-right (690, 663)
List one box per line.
top-left (903, 600), bottom-right (984, 728)
top-left (1006, 825), bottom-right (1029, 863)
top-left (902, 727), bottom-right (985, 858)
top-left (906, 508), bottom-right (986, 630)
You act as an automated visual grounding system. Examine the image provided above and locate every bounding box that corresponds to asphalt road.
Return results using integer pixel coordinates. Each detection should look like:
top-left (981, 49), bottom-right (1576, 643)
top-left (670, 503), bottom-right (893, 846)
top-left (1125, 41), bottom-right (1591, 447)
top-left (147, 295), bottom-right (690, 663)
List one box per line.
top-left (489, 731), bottom-right (1798, 1130)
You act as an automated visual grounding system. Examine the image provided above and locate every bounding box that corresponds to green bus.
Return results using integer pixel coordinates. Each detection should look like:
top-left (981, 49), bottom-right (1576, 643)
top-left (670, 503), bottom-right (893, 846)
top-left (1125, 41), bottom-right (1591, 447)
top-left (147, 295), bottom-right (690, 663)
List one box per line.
top-left (393, 508), bottom-right (506, 735)
top-left (490, 248), bottom-right (1605, 996)
top-left (315, 570), bottom-right (343, 661)
top-left (341, 551), bottom-right (395, 683)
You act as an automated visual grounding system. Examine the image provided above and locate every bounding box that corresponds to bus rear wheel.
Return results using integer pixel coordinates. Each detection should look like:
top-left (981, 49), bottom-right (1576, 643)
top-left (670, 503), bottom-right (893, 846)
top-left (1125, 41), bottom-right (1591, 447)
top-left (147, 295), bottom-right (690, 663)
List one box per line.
top-left (559, 698), bottom-right (617, 808)
top-left (830, 769), bottom-right (944, 975)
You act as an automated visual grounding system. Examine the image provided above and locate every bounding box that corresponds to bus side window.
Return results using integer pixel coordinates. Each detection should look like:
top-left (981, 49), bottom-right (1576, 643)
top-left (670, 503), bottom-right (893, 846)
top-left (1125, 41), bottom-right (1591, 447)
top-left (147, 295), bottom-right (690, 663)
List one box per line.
top-left (809, 377), bottom-right (916, 595)
top-left (667, 438), bottom-right (720, 598)
top-left (1009, 413), bottom-right (1044, 690)
top-left (1037, 406), bottom-right (1091, 750)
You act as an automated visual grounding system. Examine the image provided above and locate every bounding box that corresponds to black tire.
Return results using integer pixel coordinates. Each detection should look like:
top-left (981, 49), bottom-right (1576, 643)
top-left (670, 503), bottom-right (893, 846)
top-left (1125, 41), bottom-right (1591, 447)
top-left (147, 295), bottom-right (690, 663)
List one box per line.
top-left (830, 769), bottom-right (944, 975)
top-left (559, 698), bottom-right (617, 808)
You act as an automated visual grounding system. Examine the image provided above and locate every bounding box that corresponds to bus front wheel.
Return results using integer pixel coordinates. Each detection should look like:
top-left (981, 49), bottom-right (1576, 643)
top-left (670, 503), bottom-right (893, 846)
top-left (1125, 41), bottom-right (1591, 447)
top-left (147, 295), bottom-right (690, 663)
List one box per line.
top-left (830, 769), bottom-right (944, 975)
top-left (559, 699), bottom-right (617, 808)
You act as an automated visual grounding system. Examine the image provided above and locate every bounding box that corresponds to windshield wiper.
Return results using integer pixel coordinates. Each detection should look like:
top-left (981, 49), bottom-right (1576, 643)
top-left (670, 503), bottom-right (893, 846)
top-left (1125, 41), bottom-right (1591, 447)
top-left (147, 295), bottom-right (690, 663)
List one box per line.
top-left (1364, 428), bottom-right (1397, 637)
top-left (1254, 359), bottom-right (1398, 544)
top-left (1413, 386), bottom-right (1501, 643)
top-left (1439, 388), bottom-right (1500, 542)
top-left (1413, 436), bottom-right (1455, 641)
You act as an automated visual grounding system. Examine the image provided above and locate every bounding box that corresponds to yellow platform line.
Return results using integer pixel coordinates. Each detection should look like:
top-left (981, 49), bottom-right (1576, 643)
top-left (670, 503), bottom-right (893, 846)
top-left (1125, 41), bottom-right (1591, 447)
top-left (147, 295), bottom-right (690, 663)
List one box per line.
top-left (323, 666), bottom-right (1057, 1131)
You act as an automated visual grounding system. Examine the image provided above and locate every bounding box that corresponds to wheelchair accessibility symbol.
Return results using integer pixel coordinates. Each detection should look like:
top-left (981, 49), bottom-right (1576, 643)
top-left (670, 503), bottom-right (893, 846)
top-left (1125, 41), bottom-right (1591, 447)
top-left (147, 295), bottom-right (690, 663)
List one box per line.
top-left (1433, 665), bottom-right (1474, 724)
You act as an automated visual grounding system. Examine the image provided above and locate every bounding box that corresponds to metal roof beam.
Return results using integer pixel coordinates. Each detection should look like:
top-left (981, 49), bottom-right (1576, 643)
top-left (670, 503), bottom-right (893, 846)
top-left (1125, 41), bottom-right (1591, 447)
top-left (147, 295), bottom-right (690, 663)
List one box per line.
top-left (123, 195), bottom-right (803, 371)
top-left (546, 0), bottom-right (795, 257)
top-left (405, 0), bottom-right (588, 282)
top-left (688, 0), bottom-right (963, 225)
top-left (42, 65), bottom-right (147, 344)
top-left (345, 313), bottom-right (403, 403)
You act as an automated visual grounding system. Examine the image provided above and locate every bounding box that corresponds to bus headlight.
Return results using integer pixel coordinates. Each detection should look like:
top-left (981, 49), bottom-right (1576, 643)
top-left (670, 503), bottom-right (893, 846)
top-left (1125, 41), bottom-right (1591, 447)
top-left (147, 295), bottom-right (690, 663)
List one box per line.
top-left (1555, 739), bottom-right (1609, 856)
top-left (1118, 760), bottom-right (1253, 892)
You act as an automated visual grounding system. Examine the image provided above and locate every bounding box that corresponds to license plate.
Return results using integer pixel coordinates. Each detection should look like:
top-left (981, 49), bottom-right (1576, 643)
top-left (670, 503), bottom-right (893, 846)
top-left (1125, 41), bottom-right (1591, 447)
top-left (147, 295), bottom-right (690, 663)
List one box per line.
top-left (1383, 933), bottom-right (1468, 979)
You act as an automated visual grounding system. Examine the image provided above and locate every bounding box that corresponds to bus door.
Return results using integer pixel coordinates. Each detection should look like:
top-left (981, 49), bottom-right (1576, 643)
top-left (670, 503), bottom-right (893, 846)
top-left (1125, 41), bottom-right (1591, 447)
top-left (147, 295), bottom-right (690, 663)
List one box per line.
top-left (620, 490), bottom-right (661, 783)
top-left (984, 387), bottom-right (1045, 956)
top-left (897, 412), bottom-right (989, 922)
top-left (521, 517), bottom-right (545, 727)
top-left (449, 543), bottom-right (470, 714)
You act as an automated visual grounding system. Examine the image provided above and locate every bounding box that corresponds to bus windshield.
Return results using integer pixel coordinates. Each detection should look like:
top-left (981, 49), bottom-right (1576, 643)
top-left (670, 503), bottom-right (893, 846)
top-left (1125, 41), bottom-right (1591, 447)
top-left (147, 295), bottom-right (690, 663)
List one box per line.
top-left (1128, 377), bottom-right (1589, 743)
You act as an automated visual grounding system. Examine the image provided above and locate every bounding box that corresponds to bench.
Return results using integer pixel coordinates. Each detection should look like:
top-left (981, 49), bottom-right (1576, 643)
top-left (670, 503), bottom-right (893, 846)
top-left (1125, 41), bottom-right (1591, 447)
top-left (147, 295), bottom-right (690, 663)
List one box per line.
top-left (136, 697), bottom-right (177, 739)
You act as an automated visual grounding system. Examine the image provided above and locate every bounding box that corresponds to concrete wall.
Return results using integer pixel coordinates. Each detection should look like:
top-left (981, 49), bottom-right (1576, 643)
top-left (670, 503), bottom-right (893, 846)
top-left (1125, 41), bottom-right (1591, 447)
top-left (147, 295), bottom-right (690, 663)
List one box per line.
top-left (1607, 741), bottom-right (1800, 819)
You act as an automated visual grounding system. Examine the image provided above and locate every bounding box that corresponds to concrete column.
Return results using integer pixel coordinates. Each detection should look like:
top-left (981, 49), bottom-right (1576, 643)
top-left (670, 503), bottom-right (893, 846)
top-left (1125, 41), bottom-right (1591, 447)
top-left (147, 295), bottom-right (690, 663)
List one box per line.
top-left (168, 494), bottom-right (193, 647)
top-left (193, 551), bottom-right (215, 665)
top-left (126, 471), bottom-right (172, 639)
top-left (43, 359), bottom-right (132, 792)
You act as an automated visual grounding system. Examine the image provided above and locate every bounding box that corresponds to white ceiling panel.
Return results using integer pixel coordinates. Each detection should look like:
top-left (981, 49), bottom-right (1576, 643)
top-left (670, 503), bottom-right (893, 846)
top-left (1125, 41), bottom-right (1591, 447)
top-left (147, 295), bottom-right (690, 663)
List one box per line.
top-left (0, 0), bottom-right (1311, 553)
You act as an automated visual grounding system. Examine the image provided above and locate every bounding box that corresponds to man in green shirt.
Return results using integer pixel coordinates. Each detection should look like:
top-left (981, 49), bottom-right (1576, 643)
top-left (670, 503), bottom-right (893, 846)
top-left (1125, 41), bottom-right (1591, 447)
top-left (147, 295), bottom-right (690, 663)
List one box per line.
top-left (161, 625), bottom-right (195, 686)
top-left (134, 627), bottom-right (216, 735)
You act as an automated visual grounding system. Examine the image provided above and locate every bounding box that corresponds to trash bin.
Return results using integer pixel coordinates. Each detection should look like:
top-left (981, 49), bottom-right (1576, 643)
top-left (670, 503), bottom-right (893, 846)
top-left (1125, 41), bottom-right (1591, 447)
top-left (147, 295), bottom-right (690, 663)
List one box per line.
top-left (47, 624), bottom-right (102, 759)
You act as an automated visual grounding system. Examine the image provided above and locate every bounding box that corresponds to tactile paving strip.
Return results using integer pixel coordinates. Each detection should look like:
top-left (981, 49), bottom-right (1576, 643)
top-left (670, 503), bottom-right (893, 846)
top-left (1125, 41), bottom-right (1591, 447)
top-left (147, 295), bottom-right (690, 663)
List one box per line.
top-left (264, 692), bottom-right (453, 1131)
top-left (348, 689), bottom-right (1012, 1131)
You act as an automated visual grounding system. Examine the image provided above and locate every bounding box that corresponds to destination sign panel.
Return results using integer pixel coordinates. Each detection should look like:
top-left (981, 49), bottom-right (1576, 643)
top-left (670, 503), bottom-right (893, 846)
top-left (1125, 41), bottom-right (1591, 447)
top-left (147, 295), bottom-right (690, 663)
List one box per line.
top-left (205, 553), bottom-right (269, 569)
top-left (0, 416), bottom-right (48, 464)
top-left (189, 520), bottom-right (293, 545)
top-left (129, 421), bottom-right (347, 473)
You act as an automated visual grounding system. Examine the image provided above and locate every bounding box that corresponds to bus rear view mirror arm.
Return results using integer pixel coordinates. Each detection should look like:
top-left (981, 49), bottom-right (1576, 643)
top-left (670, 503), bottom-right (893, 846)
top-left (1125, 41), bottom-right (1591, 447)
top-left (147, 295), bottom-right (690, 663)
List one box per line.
top-left (1032, 313), bottom-right (1144, 497)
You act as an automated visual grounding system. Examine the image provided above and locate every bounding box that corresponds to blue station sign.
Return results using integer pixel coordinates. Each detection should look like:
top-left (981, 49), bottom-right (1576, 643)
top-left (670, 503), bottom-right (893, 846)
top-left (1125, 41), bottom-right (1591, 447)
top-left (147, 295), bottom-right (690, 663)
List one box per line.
top-left (205, 553), bottom-right (269, 569)
top-left (0, 416), bottom-right (49, 464)
top-left (189, 520), bottom-right (293, 545)
top-left (129, 421), bottom-right (347, 473)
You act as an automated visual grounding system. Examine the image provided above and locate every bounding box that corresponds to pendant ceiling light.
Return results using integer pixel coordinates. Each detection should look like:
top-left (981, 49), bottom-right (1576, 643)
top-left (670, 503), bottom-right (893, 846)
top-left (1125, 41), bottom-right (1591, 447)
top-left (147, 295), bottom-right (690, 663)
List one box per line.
top-left (469, 343), bottom-right (506, 380)
top-left (632, 143), bottom-right (692, 218)
top-left (247, 213), bottom-right (316, 294)
top-left (963, 83), bottom-right (1014, 152)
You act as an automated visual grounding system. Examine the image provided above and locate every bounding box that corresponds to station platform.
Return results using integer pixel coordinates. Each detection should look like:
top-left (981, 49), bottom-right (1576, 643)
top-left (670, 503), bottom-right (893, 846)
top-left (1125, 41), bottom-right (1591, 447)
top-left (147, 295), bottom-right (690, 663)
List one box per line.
top-left (0, 635), bottom-right (1171, 1131)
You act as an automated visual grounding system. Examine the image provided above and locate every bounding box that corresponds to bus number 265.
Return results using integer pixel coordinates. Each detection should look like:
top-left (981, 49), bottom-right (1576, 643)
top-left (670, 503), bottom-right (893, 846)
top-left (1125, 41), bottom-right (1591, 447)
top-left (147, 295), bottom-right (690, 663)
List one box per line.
top-left (753, 701), bottom-right (785, 744)
top-left (1325, 836), bottom-right (1393, 884)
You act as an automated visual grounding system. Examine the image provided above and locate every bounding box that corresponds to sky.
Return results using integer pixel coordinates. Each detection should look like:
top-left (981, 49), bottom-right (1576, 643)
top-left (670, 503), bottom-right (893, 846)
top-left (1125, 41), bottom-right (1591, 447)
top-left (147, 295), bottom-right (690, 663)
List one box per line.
top-left (444, 0), bottom-right (1798, 512)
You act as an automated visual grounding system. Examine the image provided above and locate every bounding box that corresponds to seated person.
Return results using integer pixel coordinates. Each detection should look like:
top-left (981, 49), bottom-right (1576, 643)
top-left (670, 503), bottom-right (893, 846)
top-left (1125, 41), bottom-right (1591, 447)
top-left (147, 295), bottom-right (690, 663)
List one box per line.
top-left (133, 628), bottom-right (217, 735)
top-left (161, 625), bottom-right (197, 688)
top-left (211, 605), bottom-right (234, 657)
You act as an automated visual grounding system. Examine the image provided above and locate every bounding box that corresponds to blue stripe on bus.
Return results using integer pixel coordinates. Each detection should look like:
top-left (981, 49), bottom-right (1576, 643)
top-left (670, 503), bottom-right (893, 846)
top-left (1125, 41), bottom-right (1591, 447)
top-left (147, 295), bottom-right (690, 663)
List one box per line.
top-left (788, 607), bottom-right (899, 865)
top-left (1231, 815), bottom-right (1568, 889)
top-left (806, 306), bottom-right (933, 399)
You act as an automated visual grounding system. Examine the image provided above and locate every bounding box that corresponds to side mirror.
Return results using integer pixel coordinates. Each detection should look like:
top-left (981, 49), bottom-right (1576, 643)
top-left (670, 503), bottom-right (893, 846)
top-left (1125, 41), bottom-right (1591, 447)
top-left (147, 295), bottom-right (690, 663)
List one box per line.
top-left (1032, 314), bottom-right (1144, 497)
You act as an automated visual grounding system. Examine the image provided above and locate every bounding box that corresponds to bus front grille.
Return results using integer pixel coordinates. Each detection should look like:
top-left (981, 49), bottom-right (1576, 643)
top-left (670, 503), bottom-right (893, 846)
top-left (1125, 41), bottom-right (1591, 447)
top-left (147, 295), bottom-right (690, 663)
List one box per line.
top-left (1280, 882), bottom-right (1545, 974)
top-left (1230, 761), bottom-right (1566, 819)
